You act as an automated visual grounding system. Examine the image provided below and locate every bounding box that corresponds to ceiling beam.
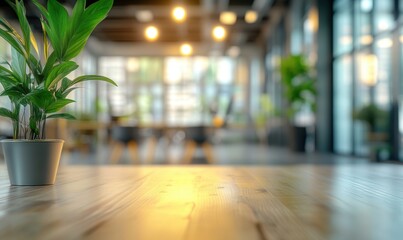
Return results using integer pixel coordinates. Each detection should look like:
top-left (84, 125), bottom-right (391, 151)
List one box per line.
top-left (218, 0), bottom-right (230, 12)
top-left (256, 3), bottom-right (286, 47)
top-left (108, 5), bottom-right (206, 18)
top-left (252, 0), bottom-right (273, 23)
top-left (86, 37), bottom-right (262, 57)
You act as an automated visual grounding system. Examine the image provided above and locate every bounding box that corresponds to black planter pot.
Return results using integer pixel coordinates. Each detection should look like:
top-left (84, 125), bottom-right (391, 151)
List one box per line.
top-left (289, 126), bottom-right (307, 152)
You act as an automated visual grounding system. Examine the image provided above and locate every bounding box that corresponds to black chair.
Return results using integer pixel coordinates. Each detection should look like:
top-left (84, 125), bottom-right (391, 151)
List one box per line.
top-left (109, 126), bottom-right (141, 164)
top-left (182, 126), bottom-right (215, 164)
top-left (142, 128), bottom-right (164, 164)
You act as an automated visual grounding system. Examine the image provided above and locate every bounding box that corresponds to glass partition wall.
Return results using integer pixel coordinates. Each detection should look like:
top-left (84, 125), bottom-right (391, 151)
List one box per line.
top-left (333, 0), bottom-right (403, 161)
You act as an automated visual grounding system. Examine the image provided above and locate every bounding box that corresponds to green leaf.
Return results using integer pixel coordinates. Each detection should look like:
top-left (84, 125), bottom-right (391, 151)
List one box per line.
top-left (14, 0), bottom-right (32, 55)
top-left (35, 0), bottom-right (113, 61)
top-left (45, 0), bottom-right (69, 60)
top-left (40, 17), bottom-right (49, 60)
top-left (26, 89), bottom-right (54, 110)
top-left (0, 74), bottom-right (17, 89)
top-left (32, 1), bottom-right (51, 59)
top-left (60, 77), bottom-right (72, 92)
top-left (64, 0), bottom-right (113, 60)
top-left (69, 75), bottom-right (117, 88)
top-left (42, 52), bottom-right (57, 80)
top-left (70, 0), bottom-right (86, 29)
top-left (46, 99), bottom-right (75, 113)
top-left (280, 54), bottom-right (316, 118)
top-left (30, 33), bottom-right (39, 56)
top-left (47, 113), bottom-right (76, 120)
top-left (32, 0), bottom-right (49, 19)
top-left (0, 17), bottom-right (14, 32)
top-left (59, 87), bottom-right (78, 98)
top-left (45, 61), bottom-right (78, 89)
top-left (56, 79), bottom-right (79, 98)
top-left (0, 64), bottom-right (15, 77)
top-left (10, 48), bottom-right (26, 80)
top-left (32, 1), bottom-right (59, 60)
top-left (0, 16), bottom-right (25, 47)
top-left (0, 28), bottom-right (26, 57)
top-left (1, 84), bottom-right (30, 105)
top-left (0, 107), bottom-right (16, 121)
top-left (27, 53), bottom-right (42, 83)
top-left (29, 115), bottom-right (39, 137)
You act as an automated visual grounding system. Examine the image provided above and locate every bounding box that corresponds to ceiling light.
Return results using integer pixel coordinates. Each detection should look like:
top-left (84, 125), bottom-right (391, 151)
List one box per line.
top-left (212, 26), bottom-right (226, 41)
top-left (145, 26), bottom-right (159, 41)
top-left (172, 6), bottom-right (186, 22)
top-left (136, 10), bottom-right (153, 22)
top-left (180, 43), bottom-right (193, 56)
top-left (245, 10), bottom-right (258, 24)
top-left (220, 11), bottom-right (237, 25)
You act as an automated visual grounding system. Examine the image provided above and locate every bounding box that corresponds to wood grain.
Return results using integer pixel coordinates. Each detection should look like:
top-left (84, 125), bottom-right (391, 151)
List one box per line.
top-left (0, 164), bottom-right (402, 240)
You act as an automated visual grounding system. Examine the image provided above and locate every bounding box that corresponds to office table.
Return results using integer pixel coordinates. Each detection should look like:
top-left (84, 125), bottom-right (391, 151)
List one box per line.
top-left (0, 164), bottom-right (402, 240)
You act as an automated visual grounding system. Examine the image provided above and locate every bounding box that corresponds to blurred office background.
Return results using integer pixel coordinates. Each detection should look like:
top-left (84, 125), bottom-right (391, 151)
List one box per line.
top-left (0, 0), bottom-right (402, 165)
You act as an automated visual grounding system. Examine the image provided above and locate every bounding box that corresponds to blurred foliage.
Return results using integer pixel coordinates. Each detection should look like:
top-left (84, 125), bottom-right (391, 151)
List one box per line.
top-left (353, 104), bottom-right (389, 132)
top-left (279, 55), bottom-right (316, 119)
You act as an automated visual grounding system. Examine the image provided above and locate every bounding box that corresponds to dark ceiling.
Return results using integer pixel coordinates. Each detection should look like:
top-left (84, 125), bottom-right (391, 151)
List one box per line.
top-left (0, 0), bottom-right (277, 44)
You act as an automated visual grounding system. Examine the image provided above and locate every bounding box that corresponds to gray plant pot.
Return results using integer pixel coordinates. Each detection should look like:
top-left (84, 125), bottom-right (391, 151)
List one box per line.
top-left (1, 139), bottom-right (64, 186)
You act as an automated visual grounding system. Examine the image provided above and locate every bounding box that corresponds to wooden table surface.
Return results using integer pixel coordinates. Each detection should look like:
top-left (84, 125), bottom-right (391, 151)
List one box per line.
top-left (0, 164), bottom-right (402, 240)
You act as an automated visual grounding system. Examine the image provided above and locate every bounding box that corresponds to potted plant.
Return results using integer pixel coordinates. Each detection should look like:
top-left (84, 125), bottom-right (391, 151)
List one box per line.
top-left (279, 55), bottom-right (316, 152)
top-left (0, 0), bottom-right (116, 185)
top-left (353, 103), bottom-right (390, 161)
top-left (353, 103), bottom-right (388, 134)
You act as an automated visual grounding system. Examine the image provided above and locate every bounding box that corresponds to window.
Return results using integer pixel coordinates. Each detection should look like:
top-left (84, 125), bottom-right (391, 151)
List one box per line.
top-left (334, 56), bottom-right (353, 154)
top-left (98, 56), bottom-right (244, 126)
top-left (333, 0), bottom-right (396, 160)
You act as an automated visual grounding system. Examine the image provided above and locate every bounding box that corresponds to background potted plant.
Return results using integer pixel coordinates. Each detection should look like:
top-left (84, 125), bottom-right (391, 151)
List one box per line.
top-left (353, 103), bottom-right (390, 161)
top-left (353, 103), bottom-right (388, 134)
top-left (0, 0), bottom-right (116, 185)
top-left (279, 54), bottom-right (316, 152)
